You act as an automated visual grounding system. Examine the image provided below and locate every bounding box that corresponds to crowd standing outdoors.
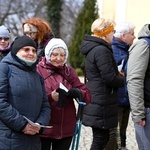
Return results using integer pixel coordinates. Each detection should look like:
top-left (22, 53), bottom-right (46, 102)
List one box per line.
top-left (0, 35), bottom-right (51, 149)
top-left (0, 25), bottom-right (11, 61)
top-left (1, 15), bottom-right (150, 150)
top-left (80, 18), bottom-right (124, 150)
top-left (37, 38), bottom-right (91, 150)
top-left (111, 22), bottom-right (136, 150)
top-left (127, 24), bottom-right (150, 150)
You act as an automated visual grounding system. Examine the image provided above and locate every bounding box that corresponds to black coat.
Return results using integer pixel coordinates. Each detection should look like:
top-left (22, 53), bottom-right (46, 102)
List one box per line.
top-left (80, 35), bottom-right (124, 129)
top-left (0, 47), bottom-right (10, 61)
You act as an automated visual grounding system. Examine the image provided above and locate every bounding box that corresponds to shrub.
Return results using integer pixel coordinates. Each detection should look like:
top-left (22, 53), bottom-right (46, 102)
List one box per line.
top-left (75, 68), bottom-right (83, 76)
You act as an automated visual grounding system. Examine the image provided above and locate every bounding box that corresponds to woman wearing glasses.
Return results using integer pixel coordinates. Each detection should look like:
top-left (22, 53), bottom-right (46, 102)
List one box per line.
top-left (22, 17), bottom-right (54, 60)
top-left (0, 35), bottom-right (51, 150)
top-left (0, 25), bottom-right (11, 61)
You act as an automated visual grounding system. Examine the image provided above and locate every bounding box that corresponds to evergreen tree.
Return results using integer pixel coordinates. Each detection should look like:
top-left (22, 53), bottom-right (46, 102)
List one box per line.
top-left (68, 0), bottom-right (98, 71)
top-left (47, 0), bottom-right (62, 37)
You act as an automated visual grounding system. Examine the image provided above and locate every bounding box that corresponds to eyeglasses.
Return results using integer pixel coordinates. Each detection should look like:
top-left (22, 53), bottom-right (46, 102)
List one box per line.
top-left (0, 37), bottom-right (9, 41)
top-left (24, 32), bottom-right (37, 36)
top-left (21, 47), bottom-right (37, 54)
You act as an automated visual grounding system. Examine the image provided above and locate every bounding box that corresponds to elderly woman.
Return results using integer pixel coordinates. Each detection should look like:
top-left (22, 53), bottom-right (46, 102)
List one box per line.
top-left (0, 36), bottom-right (50, 150)
top-left (80, 18), bottom-right (124, 149)
top-left (37, 38), bottom-right (91, 150)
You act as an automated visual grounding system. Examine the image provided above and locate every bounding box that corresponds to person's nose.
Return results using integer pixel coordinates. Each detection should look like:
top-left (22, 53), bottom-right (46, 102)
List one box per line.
top-left (56, 55), bottom-right (62, 60)
top-left (26, 35), bottom-right (32, 38)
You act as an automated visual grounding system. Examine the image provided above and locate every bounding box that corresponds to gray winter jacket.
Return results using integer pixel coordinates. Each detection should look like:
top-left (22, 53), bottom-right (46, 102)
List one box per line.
top-left (127, 24), bottom-right (150, 123)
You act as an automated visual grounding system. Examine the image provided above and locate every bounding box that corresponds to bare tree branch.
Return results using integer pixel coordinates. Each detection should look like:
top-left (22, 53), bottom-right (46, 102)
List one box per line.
top-left (0, 0), bottom-right (47, 40)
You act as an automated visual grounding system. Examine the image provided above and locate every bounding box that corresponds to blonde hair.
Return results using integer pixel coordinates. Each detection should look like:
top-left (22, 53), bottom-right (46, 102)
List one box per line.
top-left (22, 17), bottom-right (53, 45)
top-left (91, 18), bottom-right (115, 37)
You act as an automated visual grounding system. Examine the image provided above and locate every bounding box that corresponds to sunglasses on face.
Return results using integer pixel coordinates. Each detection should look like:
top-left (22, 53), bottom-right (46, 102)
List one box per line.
top-left (0, 37), bottom-right (9, 41)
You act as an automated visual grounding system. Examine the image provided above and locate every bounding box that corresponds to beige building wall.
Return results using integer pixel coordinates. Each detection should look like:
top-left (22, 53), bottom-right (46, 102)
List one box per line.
top-left (97, 0), bottom-right (116, 21)
top-left (97, 0), bottom-right (150, 39)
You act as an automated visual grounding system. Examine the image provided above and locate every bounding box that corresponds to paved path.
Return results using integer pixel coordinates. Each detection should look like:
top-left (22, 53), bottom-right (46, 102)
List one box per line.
top-left (77, 114), bottom-right (138, 150)
top-left (72, 77), bottom-right (138, 150)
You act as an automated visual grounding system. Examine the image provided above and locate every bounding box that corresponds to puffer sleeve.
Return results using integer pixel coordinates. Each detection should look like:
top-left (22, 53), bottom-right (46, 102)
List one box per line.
top-left (0, 63), bottom-right (27, 132)
top-left (95, 46), bottom-right (124, 88)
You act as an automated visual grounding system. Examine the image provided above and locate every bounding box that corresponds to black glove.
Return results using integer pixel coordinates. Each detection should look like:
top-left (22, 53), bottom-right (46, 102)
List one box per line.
top-left (68, 88), bottom-right (83, 101)
top-left (56, 88), bottom-right (68, 107)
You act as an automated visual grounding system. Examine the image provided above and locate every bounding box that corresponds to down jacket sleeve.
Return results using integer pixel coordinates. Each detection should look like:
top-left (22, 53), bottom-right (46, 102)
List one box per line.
top-left (0, 63), bottom-right (27, 132)
top-left (95, 46), bottom-right (124, 88)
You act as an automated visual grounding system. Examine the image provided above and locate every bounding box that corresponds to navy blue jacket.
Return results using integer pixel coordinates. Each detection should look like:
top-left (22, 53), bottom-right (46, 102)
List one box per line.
top-left (112, 37), bottom-right (130, 106)
top-left (0, 52), bottom-right (50, 150)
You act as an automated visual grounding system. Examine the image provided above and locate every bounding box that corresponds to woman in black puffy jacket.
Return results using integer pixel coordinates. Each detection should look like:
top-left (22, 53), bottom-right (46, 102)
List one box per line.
top-left (80, 18), bottom-right (124, 150)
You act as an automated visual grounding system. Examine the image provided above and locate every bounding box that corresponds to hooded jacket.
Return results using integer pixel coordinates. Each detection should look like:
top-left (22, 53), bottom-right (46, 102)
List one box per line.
top-left (0, 52), bottom-right (50, 150)
top-left (37, 57), bottom-right (91, 139)
top-left (127, 24), bottom-right (150, 123)
top-left (0, 44), bottom-right (10, 61)
top-left (112, 37), bottom-right (130, 106)
top-left (80, 35), bottom-right (124, 129)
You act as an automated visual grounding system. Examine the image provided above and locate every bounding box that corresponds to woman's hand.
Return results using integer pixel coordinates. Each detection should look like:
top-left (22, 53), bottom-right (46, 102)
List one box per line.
top-left (51, 90), bottom-right (59, 101)
top-left (118, 71), bottom-right (125, 76)
top-left (137, 120), bottom-right (145, 126)
top-left (23, 123), bottom-right (41, 135)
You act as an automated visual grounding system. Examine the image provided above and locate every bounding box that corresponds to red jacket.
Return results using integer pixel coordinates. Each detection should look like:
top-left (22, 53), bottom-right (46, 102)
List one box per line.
top-left (37, 57), bottom-right (91, 139)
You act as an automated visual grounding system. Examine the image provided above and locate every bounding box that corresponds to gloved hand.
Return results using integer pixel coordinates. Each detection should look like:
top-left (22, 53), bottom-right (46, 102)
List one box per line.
top-left (56, 88), bottom-right (68, 107)
top-left (68, 88), bottom-right (83, 101)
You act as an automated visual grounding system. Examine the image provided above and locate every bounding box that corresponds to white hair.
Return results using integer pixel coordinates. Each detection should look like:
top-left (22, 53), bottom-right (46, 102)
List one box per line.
top-left (114, 22), bottom-right (135, 38)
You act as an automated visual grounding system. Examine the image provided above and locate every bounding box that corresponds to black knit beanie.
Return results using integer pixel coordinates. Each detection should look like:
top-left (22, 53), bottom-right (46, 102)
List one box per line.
top-left (11, 35), bottom-right (37, 54)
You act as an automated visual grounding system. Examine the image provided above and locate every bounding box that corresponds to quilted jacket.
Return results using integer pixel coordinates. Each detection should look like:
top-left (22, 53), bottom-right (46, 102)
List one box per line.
top-left (0, 52), bottom-right (50, 150)
top-left (80, 35), bottom-right (124, 129)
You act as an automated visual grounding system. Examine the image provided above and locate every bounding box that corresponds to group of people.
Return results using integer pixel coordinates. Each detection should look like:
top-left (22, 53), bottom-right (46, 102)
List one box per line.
top-left (1, 16), bottom-right (150, 150)
top-left (81, 18), bottom-right (150, 150)
top-left (0, 17), bottom-right (91, 150)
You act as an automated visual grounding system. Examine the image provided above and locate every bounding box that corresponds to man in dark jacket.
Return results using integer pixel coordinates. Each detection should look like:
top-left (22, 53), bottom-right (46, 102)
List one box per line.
top-left (112, 22), bottom-right (135, 150)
